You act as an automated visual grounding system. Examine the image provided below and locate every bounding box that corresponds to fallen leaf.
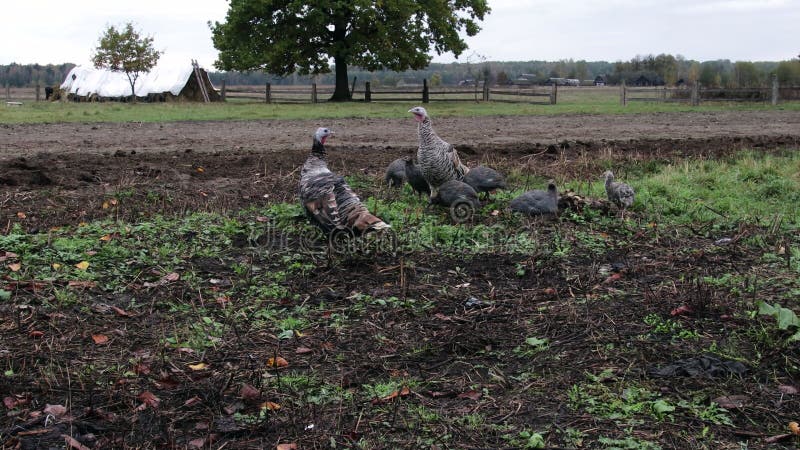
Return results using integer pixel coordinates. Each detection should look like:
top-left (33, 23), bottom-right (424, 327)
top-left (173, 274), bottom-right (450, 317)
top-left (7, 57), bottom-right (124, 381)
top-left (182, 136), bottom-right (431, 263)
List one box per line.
top-left (188, 362), bottom-right (208, 371)
top-left (137, 391), bottom-right (160, 408)
top-left (670, 305), bottom-right (694, 316)
top-left (91, 334), bottom-right (109, 345)
top-left (102, 201), bottom-right (110, 209)
top-left (68, 280), bottom-right (96, 289)
top-left (52, 263), bottom-right (62, 270)
top-left (44, 404), bottom-right (68, 417)
top-left (603, 273), bottom-right (622, 284)
top-left (62, 434), bottom-right (91, 450)
top-left (276, 444), bottom-right (297, 450)
top-left (100, 234), bottom-right (113, 242)
top-left (240, 384), bottom-right (261, 401)
top-left (188, 438), bottom-right (206, 449)
top-left (373, 386), bottom-right (411, 404)
top-left (260, 401), bottom-right (281, 411)
top-left (164, 272), bottom-right (180, 282)
top-left (457, 390), bottom-right (482, 401)
top-left (713, 395), bottom-right (748, 409)
top-left (267, 356), bottom-right (289, 368)
top-left (29, 330), bottom-right (44, 338)
top-left (490, 209), bottom-right (500, 216)
top-left (790, 422), bottom-right (800, 435)
top-left (542, 287), bottom-right (556, 295)
top-left (111, 306), bottom-right (131, 317)
top-left (184, 396), bottom-right (202, 407)
top-left (8, 263), bottom-right (21, 272)
top-left (256, 216), bottom-right (269, 222)
top-left (4, 396), bottom-right (19, 409)
top-left (75, 261), bottom-right (90, 270)
top-left (294, 346), bottom-right (312, 354)
top-left (16, 212), bottom-right (26, 219)
top-left (110, 198), bottom-right (118, 206)
top-left (778, 385), bottom-right (798, 395)
top-left (196, 167), bottom-right (205, 173)
top-left (133, 363), bottom-right (151, 375)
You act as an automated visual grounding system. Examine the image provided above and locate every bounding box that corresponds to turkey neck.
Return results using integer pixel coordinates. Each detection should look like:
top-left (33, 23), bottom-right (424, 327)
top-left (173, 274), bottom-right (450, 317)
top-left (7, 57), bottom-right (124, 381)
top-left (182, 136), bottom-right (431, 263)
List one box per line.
top-left (417, 118), bottom-right (440, 147)
top-left (311, 138), bottom-right (327, 158)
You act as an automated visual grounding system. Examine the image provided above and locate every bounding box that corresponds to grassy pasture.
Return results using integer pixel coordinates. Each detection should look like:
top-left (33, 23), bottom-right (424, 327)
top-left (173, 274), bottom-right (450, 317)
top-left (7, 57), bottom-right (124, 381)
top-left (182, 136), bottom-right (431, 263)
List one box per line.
top-left (3, 86), bottom-right (800, 124)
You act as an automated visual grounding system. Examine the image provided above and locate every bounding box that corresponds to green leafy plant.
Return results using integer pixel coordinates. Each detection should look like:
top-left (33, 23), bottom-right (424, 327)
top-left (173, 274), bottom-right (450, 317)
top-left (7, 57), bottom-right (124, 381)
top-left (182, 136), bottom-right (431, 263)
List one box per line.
top-left (757, 301), bottom-right (800, 341)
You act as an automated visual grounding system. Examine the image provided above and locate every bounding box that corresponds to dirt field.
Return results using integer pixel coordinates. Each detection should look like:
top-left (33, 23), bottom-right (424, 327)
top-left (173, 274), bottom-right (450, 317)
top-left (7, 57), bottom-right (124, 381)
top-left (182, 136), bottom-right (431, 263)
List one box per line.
top-left (2, 110), bottom-right (800, 230)
top-left (1, 111), bottom-right (800, 449)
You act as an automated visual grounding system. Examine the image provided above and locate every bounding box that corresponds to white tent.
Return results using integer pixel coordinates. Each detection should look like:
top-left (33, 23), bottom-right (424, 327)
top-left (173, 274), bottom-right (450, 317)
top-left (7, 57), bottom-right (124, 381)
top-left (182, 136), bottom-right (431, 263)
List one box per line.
top-left (60, 64), bottom-right (218, 100)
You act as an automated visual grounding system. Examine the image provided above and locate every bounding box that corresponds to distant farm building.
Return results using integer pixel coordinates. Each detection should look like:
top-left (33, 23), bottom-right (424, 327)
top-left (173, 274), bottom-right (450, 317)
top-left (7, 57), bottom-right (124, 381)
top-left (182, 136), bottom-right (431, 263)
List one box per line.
top-left (60, 64), bottom-right (220, 102)
top-left (594, 75), bottom-right (606, 86)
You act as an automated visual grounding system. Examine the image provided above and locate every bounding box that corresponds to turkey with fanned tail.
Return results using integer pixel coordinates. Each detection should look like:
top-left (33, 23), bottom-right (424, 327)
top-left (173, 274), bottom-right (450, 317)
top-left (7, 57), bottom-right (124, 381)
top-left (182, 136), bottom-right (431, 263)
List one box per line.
top-left (408, 106), bottom-right (469, 199)
top-left (299, 127), bottom-right (390, 235)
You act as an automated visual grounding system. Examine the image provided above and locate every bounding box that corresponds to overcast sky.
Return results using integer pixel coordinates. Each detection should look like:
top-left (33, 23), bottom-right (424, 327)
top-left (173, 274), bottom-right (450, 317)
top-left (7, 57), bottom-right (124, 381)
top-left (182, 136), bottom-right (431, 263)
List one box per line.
top-left (1, 0), bottom-right (798, 70)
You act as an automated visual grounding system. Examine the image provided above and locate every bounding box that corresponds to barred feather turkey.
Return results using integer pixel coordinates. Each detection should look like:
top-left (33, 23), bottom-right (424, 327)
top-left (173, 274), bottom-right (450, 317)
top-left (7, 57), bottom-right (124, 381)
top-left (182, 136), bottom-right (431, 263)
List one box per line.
top-left (299, 127), bottom-right (390, 235)
top-left (603, 170), bottom-right (635, 217)
top-left (409, 106), bottom-right (469, 198)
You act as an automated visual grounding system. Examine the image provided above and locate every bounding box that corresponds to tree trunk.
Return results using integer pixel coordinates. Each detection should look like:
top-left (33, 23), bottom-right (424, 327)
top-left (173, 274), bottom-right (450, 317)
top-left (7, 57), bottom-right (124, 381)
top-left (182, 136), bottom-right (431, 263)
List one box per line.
top-left (330, 55), bottom-right (351, 102)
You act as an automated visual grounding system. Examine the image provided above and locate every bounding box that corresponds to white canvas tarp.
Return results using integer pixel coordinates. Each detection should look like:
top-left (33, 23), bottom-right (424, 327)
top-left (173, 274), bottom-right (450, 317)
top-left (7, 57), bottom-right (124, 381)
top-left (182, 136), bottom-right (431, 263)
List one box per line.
top-left (61, 65), bottom-right (195, 98)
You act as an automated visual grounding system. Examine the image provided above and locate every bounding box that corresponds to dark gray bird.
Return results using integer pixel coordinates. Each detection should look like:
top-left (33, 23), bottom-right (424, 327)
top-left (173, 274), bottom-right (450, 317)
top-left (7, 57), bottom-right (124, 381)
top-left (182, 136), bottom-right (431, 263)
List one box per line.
top-left (409, 106), bottom-right (469, 199)
top-left (430, 180), bottom-right (481, 210)
top-left (384, 157), bottom-right (407, 187)
top-left (464, 165), bottom-right (507, 199)
top-left (299, 127), bottom-right (390, 235)
top-left (509, 182), bottom-right (559, 216)
top-left (603, 170), bottom-right (635, 217)
top-left (404, 157), bottom-right (431, 197)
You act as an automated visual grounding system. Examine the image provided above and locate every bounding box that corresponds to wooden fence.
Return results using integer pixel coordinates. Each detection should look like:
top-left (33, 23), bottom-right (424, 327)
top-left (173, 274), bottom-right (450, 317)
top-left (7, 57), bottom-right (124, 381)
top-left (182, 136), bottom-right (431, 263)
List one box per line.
top-left (219, 79), bottom-right (555, 104)
top-left (620, 76), bottom-right (796, 106)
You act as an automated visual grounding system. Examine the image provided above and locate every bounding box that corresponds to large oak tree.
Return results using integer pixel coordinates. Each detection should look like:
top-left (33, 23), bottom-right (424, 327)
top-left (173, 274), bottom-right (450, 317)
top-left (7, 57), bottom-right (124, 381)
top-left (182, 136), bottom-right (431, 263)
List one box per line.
top-left (210, 0), bottom-right (490, 101)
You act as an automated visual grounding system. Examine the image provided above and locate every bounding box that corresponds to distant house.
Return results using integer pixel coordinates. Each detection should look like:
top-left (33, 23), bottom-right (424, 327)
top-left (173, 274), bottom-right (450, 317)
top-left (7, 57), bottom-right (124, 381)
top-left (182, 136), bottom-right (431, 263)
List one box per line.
top-left (594, 75), bottom-right (606, 86)
top-left (514, 77), bottom-right (532, 87)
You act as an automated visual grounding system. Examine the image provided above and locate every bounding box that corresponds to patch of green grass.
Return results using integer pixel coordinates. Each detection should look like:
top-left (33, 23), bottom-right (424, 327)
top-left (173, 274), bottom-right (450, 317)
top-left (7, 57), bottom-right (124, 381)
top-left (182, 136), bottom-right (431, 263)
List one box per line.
top-left (630, 151), bottom-right (800, 231)
top-left (3, 95), bottom-right (800, 124)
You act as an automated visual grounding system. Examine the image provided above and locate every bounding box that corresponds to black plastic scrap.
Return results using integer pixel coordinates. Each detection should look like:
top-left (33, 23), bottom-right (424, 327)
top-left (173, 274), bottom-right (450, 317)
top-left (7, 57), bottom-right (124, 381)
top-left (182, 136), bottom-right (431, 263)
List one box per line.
top-left (649, 355), bottom-right (748, 378)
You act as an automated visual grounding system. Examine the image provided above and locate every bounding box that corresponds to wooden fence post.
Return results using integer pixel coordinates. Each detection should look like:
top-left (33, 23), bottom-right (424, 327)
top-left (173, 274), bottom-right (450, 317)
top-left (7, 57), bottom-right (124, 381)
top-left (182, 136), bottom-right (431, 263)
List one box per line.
top-left (365, 81), bottom-right (371, 102)
top-left (220, 80), bottom-right (226, 101)
top-left (482, 80), bottom-right (489, 101)
top-left (422, 79), bottom-right (429, 103)
top-left (620, 79), bottom-right (626, 106)
top-left (350, 76), bottom-right (357, 98)
top-left (551, 82), bottom-right (558, 105)
top-left (265, 83), bottom-right (271, 104)
top-left (35, 84), bottom-right (40, 101)
top-left (312, 83), bottom-right (318, 103)
top-left (691, 82), bottom-right (699, 106)
top-left (771, 74), bottom-right (779, 106)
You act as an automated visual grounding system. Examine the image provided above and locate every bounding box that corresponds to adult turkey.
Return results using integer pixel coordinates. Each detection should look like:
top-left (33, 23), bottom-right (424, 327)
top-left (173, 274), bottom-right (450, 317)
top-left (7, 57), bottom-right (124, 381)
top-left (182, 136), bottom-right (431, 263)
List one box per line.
top-left (408, 106), bottom-right (469, 198)
top-left (603, 170), bottom-right (635, 217)
top-left (384, 157), bottom-right (407, 188)
top-left (299, 127), bottom-right (390, 235)
top-left (464, 165), bottom-right (507, 199)
top-left (404, 157), bottom-right (431, 197)
top-left (509, 182), bottom-right (559, 216)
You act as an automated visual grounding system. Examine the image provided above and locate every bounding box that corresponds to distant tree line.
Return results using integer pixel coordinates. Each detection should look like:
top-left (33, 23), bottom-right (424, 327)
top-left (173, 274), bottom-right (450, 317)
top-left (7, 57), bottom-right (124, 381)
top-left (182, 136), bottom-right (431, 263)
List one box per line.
top-left (205, 54), bottom-right (800, 88)
top-left (0, 63), bottom-right (76, 88)
top-left (3, 55), bottom-right (799, 89)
